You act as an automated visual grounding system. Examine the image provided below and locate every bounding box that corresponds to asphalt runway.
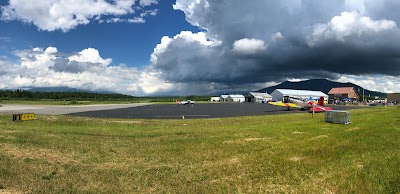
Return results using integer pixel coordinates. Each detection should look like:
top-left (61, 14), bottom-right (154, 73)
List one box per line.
top-left (68, 103), bottom-right (366, 119)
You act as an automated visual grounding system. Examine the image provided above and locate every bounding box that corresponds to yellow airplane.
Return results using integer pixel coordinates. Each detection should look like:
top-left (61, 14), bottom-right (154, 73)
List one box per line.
top-left (268, 101), bottom-right (300, 109)
top-left (268, 96), bottom-right (332, 112)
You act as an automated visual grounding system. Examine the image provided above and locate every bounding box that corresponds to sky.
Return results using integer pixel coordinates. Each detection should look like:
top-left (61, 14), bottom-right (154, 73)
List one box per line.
top-left (0, 0), bottom-right (400, 96)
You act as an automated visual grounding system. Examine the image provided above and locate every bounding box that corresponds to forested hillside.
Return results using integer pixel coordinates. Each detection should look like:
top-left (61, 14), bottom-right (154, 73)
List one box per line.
top-left (0, 90), bottom-right (133, 101)
top-left (0, 90), bottom-right (210, 103)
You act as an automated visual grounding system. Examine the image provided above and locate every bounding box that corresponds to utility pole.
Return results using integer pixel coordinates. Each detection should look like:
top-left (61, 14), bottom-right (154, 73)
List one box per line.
top-left (363, 88), bottom-right (365, 103)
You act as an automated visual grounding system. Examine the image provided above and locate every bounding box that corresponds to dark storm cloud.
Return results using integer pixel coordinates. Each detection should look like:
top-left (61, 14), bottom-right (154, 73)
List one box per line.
top-left (150, 0), bottom-right (400, 87)
top-left (50, 58), bottom-right (88, 73)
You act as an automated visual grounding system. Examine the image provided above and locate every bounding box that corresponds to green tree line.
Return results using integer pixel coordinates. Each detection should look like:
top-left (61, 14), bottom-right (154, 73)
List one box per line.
top-left (0, 90), bottom-right (133, 101)
top-left (0, 90), bottom-right (211, 102)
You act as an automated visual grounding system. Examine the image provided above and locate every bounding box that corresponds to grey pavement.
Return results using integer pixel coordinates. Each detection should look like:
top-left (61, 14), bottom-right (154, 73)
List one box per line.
top-left (0, 103), bottom-right (368, 119)
top-left (68, 103), bottom-right (367, 119)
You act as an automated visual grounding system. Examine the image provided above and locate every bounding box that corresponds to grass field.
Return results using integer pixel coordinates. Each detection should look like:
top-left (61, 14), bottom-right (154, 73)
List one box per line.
top-left (0, 107), bottom-right (399, 193)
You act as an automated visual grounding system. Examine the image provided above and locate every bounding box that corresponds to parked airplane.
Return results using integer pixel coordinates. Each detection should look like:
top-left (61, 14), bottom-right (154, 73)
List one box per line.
top-left (176, 100), bottom-right (196, 105)
top-left (268, 96), bottom-right (332, 112)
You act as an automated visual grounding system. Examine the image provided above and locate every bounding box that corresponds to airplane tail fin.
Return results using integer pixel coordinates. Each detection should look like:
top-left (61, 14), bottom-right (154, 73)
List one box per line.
top-left (318, 96), bottom-right (325, 106)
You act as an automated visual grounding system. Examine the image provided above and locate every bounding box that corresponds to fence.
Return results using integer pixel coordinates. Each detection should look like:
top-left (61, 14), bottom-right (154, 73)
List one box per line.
top-left (325, 110), bottom-right (351, 124)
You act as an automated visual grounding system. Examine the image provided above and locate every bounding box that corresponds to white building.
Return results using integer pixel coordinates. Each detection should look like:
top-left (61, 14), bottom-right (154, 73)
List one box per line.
top-left (270, 89), bottom-right (328, 101)
top-left (227, 94), bottom-right (245, 103)
top-left (210, 97), bottom-right (221, 102)
top-left (245, 92), bottom-right (272, 103)
top-left (220, 95), bottom-right (229, 102)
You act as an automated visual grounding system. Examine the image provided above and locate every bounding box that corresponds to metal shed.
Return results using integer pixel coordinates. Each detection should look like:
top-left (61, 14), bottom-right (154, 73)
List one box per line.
top-left (210, 97), bottom-right (221, 102)
top-left (226, 94), bottom-right (245, 103)
top-left (245, 92), bottom-right (272, 103)
top-left (220, 95), bottom-right (229, 102)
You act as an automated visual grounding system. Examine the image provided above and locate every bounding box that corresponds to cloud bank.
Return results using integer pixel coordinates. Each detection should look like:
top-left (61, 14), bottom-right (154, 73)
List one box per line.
top-left (1, 45), bottom-right (399, 96)
top-left (2, 0), bottom-right (400, 95)
top-left (1, 0), bottom-right (158, 31)
top-left (0, 47), bottom-right (173, 95)
top-left (148, 0), bottom-right (400, 93)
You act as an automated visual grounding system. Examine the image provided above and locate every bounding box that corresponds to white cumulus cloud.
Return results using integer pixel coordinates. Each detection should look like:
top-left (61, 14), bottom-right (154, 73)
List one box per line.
top-left (150, 31), bottom-right (218, 65)
top-left (337, 75), bottom-right (400, 93)
top-left (271, 32), bottom-right (285, 42)
top-left (0, 47), bottom-right (174, 96)
top-left (232, 38), bottom-right (267, 55)
top-left (0, 0), bottom-right (159, 31)
top-left (308, 11), bottom-right (397, 46)
top-left (68, 48), bottom-right (112, 67)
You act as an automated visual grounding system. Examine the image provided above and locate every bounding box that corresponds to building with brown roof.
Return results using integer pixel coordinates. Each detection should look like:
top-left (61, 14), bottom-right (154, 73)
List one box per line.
top-left (328, 87), bottom-right (360, 101)
top-left (387, 93), bottom-right (400, 103)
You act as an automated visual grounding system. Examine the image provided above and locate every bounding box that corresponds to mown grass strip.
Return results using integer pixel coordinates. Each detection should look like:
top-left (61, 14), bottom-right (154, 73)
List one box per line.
top-left (0, 107), bottom-right (399, 193)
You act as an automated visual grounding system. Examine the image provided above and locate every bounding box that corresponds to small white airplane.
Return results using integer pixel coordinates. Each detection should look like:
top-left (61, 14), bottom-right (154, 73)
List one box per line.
top-left (268, 96), bottom-right (332, 112)
top-left (176, 100), bottom-right (196, 105)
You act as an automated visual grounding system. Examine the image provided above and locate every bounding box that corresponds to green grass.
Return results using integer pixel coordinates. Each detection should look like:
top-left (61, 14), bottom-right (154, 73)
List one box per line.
top-left (0, 107), bottom-right (399, 193)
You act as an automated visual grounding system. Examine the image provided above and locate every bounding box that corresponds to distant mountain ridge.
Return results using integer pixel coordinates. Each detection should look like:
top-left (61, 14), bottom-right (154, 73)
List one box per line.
top-left (13, 79), bottom-right (387, 98)
top-left (257, 79), bottom-right (386, 97)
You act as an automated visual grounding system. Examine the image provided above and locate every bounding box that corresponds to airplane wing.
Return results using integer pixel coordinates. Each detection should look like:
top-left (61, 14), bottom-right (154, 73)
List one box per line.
top-left (309, 105), bottom-right (332, 112)
top-left (268, 101), bottom-right (300, 108)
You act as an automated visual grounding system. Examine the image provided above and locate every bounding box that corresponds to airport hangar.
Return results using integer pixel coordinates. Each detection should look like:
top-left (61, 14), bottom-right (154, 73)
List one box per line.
top-left (212, 89), bottom-right (328, 103)
top-left (270, 89), bottom-right (329, 101)
top-left (211, 94), bottom-right (246, 103)
top-left (245, 92), bottom-right (272, 103)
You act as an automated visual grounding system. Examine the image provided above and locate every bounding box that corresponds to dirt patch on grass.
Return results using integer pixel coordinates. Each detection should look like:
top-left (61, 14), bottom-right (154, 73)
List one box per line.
top-left (0, 135), bottom-right (15, 140)
top-left (356, 163), bottom-right (364, 169)
top-left (223, 140), bottom-right (242, 144)
top-left (203, 157), bottom-right (240, 167)
top-left (0, 144), bottom-right (77, 165)
top-left (244, 137), bottom-right (268, 142)
top-left (227, 157), bottom-right (240, 164)
top-left (0, 189), bottom-right (23, 194)
top-left (41, 116), bottom-right (59, 121)
top-left (45, 134), bottom-right (62, 139)
top-left (263, 184), bottom-right (295, 193)
top-left (310, 135), bottom-right (328, 140)
top-left (102, 120), bottom-right (144, 124)
top-left (224, 137), bottom-right (269, 144)
top-left (114, 120), bottom-right (143, 124)
top-left (346, 127), bottom-right (360, 131)
top-left (289, 156), bottom-right (305, 162)
top-left (292, 131), bottom-right (304, 134)
top-left (1, 131), bottom-right (20, 134)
